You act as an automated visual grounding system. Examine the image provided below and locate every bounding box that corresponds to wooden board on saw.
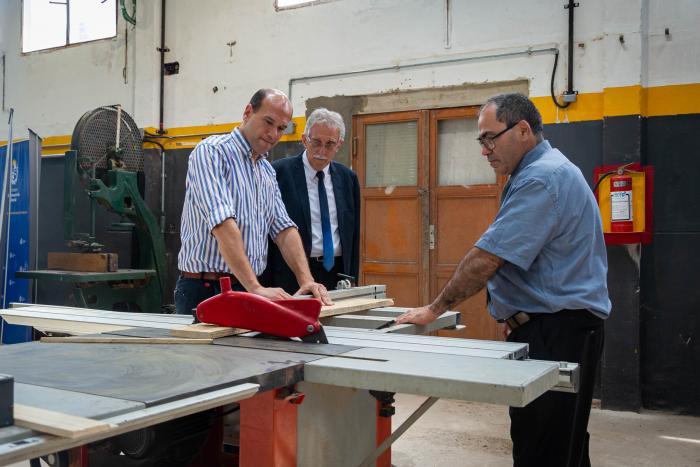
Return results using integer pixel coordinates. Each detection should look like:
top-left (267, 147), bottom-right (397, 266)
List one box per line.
top-left (170, 324), bottom-right (249, 339)
top-left (169, 297), bottom-right (394, 338)
top-left (40, 336), bottom-right (213, 345)
top-left (14, 404), bottom-right (114, 438)
top-left (0, 307), bottom-right (186, 336)
top-left (320, 297), bottom-right (394, 318)
top-left (47, 252), bottom-right (118, 272)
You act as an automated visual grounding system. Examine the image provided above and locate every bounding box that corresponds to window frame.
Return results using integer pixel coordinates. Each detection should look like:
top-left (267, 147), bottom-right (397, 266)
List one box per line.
top-left (21, 0), bottom-right (118, 55)
top-left (275, 0), bottom-right (338, 12)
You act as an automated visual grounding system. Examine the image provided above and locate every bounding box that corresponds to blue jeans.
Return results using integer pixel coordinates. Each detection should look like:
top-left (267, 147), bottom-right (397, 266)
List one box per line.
top-left (173, 277), bottom-right (222, 318)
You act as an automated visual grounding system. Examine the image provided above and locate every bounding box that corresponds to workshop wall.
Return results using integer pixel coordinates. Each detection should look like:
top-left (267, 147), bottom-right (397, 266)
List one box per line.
top-left (1, 0), bottom-right (699, 413)
top-left (1, 0), bottom-right (695, 138)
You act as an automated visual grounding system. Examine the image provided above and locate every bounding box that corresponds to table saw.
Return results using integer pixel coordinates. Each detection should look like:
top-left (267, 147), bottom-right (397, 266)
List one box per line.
top-left (0, 286), bottom-right (578, 466)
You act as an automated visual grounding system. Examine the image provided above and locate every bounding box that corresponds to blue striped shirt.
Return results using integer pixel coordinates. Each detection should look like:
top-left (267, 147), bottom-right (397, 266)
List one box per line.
top-left (178, 128), bottom-right (296, 275)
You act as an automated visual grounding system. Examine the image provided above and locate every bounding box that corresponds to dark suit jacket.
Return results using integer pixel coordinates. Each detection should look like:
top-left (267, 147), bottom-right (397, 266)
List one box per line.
top-left (264, 152), bottom-right (360, 293)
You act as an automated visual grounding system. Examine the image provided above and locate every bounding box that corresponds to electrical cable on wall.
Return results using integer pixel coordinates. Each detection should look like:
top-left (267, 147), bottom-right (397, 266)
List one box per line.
top-left (120, 0), bottom-right (136, 25)
top-left (550, 49), bottom-right (571, 109)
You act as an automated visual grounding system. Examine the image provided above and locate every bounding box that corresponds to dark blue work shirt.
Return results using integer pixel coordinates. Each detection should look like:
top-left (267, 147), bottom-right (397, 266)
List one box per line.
top-left (476, 140), bottom-right (611, 320)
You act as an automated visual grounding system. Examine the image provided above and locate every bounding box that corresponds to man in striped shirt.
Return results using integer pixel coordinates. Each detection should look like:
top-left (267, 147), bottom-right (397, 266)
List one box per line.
top-left (175, 89), bottom-right (332, 316)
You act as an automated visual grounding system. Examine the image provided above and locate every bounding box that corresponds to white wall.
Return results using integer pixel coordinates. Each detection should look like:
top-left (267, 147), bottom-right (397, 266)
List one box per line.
top-left (1, 0), bottom-right (698, 140)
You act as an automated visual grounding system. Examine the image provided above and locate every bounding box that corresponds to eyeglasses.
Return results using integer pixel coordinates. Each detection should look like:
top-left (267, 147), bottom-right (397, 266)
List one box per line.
top-left (476, 121), bottom-right (519, 150)
top-left (307, 138), bottom-right (339, 151)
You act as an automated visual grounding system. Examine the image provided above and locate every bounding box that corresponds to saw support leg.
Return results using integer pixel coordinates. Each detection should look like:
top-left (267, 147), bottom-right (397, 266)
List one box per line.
top-left (297, 382), bottom-right (381, 467)
top-left (371, 391), bottom-right (396, 467)
top-left (239, 388), bottom-right (298, 467)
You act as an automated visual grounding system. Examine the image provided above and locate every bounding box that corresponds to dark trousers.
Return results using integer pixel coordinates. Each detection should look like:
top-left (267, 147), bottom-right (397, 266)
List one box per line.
top-left (173, 276), bottom-right (246, 318)
top-left (507, 309), bottom-right (604, 467)
top-left (307, 257), bottom-right (344, 291)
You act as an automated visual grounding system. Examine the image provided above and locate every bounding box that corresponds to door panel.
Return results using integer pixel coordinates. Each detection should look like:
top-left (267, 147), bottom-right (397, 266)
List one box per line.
top-left (354, 106), bottom-right (503, 339)
top-left (435, 194), bottom-right (497, 265)
top-left (429, 107), bottom-right (504, 340)
top-left (365, 122), bottom-right (418, 187)
top-left (363, 194), bottom-right (421, 262)
top-left (355, 111), bottom-right (427, 308)
top-left (364, 272), bottom-right (420, 309)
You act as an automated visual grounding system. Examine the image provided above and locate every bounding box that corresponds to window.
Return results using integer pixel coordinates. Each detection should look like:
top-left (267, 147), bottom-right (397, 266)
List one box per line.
top-left (22, 0), bottom-right (117, 53)
top-left (276, 0), bottom-right (332, 10)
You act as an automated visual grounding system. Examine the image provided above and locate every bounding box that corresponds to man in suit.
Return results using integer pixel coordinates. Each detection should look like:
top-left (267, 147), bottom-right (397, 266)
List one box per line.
top-left (267, 108), bottom-right (360, 293)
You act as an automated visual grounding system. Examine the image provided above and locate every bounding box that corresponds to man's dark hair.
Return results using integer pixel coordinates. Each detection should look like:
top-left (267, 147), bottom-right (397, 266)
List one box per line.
top-left (483, 93), bottom-right (543, 137)
top-left (249, 88), bottom-right (275, 112)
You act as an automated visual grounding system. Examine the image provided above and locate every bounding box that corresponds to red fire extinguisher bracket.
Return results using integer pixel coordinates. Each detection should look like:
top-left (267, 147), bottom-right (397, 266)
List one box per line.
top-left (593, 163), bottom-right (654, 245)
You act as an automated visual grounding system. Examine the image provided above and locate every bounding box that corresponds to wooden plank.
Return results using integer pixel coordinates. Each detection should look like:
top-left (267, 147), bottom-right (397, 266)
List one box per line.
top-left (0, 309), bottom-right (186, 330)
top-left (14, 404), bottom-right (114, 438)
top-left (170, 298), bottom-right (393, 338)
top-left (47, 252), bottom-right (118, 273)
top-left (0, 315), bottom-right (133, 335)
top-left (1, 297), bottom-right (394, 339)
top-left (10, 305), bottom-right (192, 325)
top-left (170, 324), bottom-right (249, 339)
top-left (320, 297), bottom-right (394, 318)
top-left (40, 336), bottom-right (213, 345)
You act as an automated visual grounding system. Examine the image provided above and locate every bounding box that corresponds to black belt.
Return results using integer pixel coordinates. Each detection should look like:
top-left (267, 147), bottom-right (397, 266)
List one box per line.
top-left (498, 311), bottom-right (542, 331)
top-left (180, 271), bottom-right (239, 284)
top-left (499, 309), bottom-right (594, 331)
top-left (311, 255), bottom-right (341, 262)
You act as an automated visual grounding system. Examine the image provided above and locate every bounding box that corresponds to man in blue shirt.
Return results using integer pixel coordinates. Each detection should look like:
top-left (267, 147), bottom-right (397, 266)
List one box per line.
top-left (175, 89), bottom-right (331, 316)
top-left (397, 93), bottom-right (610, 467)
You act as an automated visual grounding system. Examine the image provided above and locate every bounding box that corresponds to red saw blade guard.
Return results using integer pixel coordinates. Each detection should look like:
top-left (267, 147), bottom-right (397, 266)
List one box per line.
top-left (195, 277), bottom-right (323, 338)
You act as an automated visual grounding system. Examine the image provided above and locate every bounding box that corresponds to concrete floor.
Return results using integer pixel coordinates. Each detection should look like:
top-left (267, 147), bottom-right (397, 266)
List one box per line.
top-left (391, 394), bottom-right (700, 467)
top-left (7, 395), bottom-right (699, 466)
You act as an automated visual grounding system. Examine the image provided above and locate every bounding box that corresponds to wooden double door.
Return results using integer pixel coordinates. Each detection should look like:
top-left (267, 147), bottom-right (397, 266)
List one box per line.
top-left (352, 107), bottom-right (504, 340)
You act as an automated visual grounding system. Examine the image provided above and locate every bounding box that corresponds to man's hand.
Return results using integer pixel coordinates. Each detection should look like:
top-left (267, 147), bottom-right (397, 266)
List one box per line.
top-left (395, 305), bottom-right (442, 325)
top-left (295, 282), bottom-right (333, 306)
top-left (249, 285), bottom-right (293, 301)
top-left (500, 322), bottom-right (511, 340)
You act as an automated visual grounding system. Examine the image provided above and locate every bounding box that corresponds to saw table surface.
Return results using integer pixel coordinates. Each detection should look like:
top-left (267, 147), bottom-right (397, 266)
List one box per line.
top-left (0, 341), bottom-right (317, 406)
top-left (304, 347), bottom-right (559, 407)
top-left (15, 269), bottom-right (156, 282)
top-left (0, 297), bottom-right (574, 466)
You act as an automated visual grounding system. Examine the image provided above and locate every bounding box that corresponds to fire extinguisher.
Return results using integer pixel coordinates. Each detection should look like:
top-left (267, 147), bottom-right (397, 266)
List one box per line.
top-left (610, 173), bottom-right (633, 232)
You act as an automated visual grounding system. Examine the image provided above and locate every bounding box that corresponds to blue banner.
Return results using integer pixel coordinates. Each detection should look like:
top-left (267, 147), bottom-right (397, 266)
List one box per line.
top-left (0, 140), bottom-right (32, 344)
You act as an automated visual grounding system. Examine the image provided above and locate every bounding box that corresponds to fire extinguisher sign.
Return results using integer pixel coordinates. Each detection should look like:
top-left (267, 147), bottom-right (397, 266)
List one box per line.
top-left (610, 175), bottom-right (634, 232)
top-left (611, 190), bottom-right (631, 220)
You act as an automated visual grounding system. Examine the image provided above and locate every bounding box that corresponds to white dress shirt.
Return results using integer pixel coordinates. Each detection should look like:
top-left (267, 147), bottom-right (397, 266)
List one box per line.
top-left (302, 151), bottom-right (342, 258)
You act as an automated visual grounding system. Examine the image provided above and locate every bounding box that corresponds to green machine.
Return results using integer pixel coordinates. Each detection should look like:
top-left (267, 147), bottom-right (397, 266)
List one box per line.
top-left (17, 106), bottom-right (167, 312)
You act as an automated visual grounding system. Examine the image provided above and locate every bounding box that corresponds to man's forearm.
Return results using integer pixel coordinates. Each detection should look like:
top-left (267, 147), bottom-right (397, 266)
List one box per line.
top-left (275, 227), bottom-right (314, 286)
top-left (212, 218), bottom-right (260, 290)
top-left (430, 247), bottom-right (504, 315)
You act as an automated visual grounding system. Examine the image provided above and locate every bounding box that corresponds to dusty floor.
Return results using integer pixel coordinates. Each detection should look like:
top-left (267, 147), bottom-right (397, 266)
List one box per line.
top-left (391, 394), bottom-right (700, 467)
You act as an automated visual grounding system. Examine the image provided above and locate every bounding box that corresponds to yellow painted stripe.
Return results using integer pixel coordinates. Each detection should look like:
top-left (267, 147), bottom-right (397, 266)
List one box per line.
top-left (535, 83), bottom-right (700, 124)
top-left (143, 116), bottom-right (307, 151)
top-left (36, 116), bottom-right (307, 155)
top-left (604, 85), bottom-right (645, 117)
top-left (25, 83), bottom-right (700, 155)
top-left (532, 92), bottom-right (604, 124)
top-left (42, 135), bottom-right (72, 155)
top-left (646, 83), bottom-right (700, 117)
